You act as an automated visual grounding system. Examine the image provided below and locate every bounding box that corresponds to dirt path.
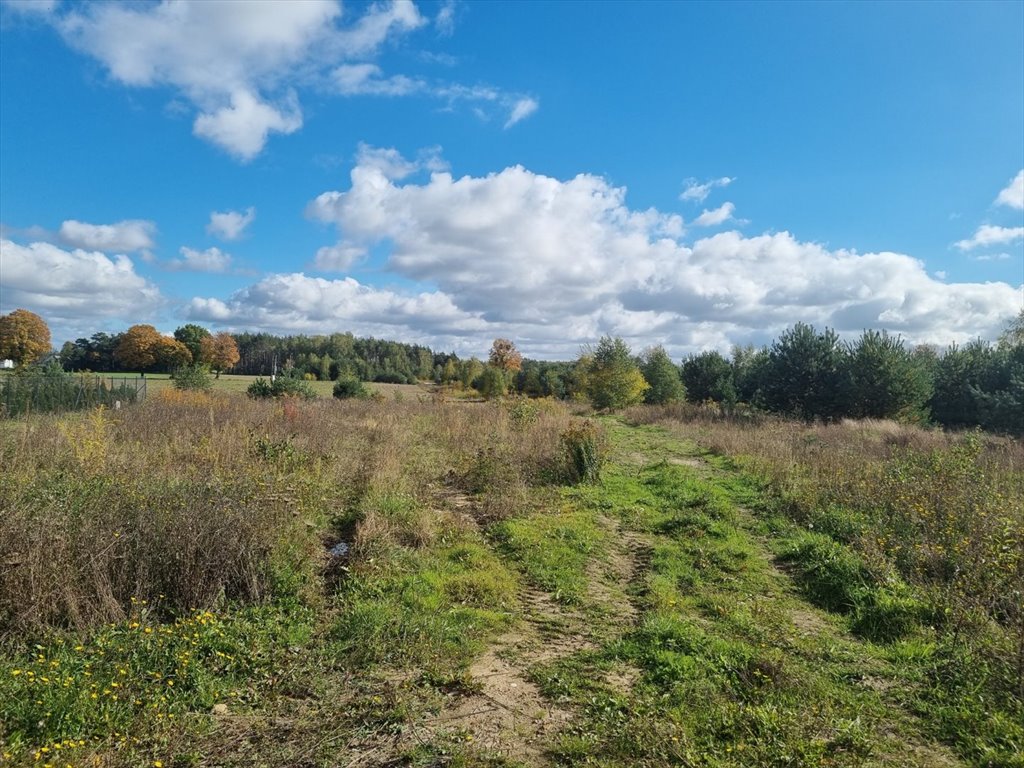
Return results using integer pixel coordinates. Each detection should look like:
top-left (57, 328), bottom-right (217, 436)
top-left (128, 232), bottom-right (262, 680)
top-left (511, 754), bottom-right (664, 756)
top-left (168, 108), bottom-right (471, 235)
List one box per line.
top-left (394, 493), bottom-right (650, 765)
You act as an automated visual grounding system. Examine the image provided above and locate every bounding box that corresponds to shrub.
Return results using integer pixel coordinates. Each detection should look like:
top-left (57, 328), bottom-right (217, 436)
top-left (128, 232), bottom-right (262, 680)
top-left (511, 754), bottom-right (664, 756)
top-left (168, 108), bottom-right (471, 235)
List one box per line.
top-left (561, 420), bottom-right (606, 483)
top-left (172, 364), bottom-right (212, 391)
top-left (333, 375), bottom-right (368, 400)
top-left (246, 376), bottom-right (317, 400)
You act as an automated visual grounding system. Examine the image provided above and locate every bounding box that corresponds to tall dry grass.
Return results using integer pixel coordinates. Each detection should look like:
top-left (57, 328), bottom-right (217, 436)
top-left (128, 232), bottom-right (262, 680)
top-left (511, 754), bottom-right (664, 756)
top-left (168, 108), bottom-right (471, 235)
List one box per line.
top-left (0, 391), bottom-right (580, 636)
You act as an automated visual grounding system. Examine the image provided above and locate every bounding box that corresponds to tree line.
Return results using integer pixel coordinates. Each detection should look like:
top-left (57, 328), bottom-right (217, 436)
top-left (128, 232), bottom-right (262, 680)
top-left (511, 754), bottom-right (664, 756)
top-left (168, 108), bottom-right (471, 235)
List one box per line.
top-left (576, 319), bottom-right (1023, 435)
top-left (2, 307), bottom-right (1021, 433)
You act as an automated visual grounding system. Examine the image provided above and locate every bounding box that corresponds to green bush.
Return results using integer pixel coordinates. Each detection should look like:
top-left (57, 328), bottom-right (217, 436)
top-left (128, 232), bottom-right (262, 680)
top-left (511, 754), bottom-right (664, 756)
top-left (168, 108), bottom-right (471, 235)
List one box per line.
top-left (332, 375), bottom-right (367, 399)
top-left (172, 364), bottom-right (212, 391)
top-left (246, 376), bottom-right (317, 400)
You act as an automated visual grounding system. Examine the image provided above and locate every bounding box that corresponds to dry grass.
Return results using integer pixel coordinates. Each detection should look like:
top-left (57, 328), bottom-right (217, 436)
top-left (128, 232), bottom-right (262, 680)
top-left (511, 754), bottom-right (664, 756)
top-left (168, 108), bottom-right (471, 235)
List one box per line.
top-left (0, 392), bottom-right (579, 636)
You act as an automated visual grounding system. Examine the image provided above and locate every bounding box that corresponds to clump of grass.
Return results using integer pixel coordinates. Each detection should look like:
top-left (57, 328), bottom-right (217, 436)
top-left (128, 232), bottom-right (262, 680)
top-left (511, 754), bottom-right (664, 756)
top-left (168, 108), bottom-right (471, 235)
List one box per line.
top-left (560, 419), bottom-right (607, 484)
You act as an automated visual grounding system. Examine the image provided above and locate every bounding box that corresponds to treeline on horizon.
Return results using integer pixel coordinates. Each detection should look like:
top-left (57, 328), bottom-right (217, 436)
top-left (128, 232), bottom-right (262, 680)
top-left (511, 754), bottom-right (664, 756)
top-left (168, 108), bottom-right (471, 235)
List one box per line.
top-left (53, 313), bottom-right (1024, 435)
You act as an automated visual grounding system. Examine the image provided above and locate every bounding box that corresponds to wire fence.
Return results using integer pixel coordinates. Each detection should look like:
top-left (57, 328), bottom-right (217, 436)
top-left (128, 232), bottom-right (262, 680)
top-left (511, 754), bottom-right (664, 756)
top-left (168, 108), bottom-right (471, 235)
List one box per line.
top-left (0, 375), bottom-right (146, 418)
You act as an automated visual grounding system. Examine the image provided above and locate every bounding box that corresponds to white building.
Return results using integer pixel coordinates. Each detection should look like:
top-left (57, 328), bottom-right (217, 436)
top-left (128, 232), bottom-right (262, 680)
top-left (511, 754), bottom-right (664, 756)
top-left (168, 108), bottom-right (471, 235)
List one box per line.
top-left (0, 360), bottom-right (13, 369)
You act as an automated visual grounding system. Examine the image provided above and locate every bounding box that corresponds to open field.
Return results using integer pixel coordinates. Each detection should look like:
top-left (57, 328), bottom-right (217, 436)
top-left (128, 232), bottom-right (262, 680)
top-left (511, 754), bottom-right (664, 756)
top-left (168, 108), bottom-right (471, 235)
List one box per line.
top-left (0, 393), bottom-right (1020, 766)
top-left (89, 373), bottom-right (430, 400)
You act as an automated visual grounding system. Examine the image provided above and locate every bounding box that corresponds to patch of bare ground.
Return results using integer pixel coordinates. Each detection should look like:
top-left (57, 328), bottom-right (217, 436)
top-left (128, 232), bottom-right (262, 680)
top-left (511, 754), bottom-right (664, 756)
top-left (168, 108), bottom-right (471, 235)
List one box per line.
top-left (395, 497), bottom-right (650, 764)
top-left (667, 456), bottom-right (705, 469)
top-left (399, 583), bottom-right (583, 765)
top-left (587, 518), bottom-right (649, 627)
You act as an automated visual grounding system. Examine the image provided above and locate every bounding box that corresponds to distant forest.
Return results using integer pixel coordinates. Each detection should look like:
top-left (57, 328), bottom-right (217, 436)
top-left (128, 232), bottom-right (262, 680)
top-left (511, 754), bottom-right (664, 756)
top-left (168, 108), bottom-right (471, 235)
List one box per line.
top-left (57, 313), bottom-right (1024, 435)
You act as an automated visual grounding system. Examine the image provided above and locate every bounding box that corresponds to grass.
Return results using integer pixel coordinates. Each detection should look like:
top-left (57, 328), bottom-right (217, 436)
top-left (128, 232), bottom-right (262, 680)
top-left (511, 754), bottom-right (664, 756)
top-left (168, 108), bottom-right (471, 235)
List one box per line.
top-left (1, 395), bottom-right (1020, 766)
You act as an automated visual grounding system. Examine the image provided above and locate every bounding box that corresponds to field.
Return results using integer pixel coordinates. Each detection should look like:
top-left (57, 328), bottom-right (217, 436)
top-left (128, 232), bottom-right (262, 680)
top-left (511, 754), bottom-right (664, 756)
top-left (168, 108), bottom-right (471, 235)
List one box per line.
top-left (0, 392), bottom-right (1021, 767)
top-left (91, 372), bottom-right (428, 400)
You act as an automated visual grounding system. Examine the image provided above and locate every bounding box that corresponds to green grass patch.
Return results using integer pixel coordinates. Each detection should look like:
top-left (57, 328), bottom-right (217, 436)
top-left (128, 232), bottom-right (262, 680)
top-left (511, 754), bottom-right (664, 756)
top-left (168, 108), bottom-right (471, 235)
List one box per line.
top-left (0, 602), bottom-right (314, 764)
top-left (332, 540), bottom-right (518, 671)
top-left (490, 506), bottom-right (605, 604)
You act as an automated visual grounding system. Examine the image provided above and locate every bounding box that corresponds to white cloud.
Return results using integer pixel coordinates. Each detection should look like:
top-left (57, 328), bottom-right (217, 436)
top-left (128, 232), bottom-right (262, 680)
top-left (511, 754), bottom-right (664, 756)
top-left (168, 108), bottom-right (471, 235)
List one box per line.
top-left (971, 252), bottom-right (1011, 262)
top-left (692, 201), bottom-right (735, 227)
top-left (955, 224), bottom-right (1024, 251)
top-left (169, 246), bottom-right (232, 273)
top-left (504, 97), bottom-right (539, 128)
top-left (192, 89), bottom-right (302, 161)
top-left (680, 176), bottom-right (733, 203)
top-left (332, 65), bottom-right (538, 127)
top-left (285, 148), bottom-right (1024, 355)
top-left (312, 242), bottom-right (366, 271)
top-left (207, 207), bottom-right (256, 241)
top-left (53, 0), bottom-right (426, 159)
top-left (330, 0), bottom-right (424, 58)
top-left (58, 219), bottom-right (155, 252)
top-left (333, 63), bottom-right (424, 96)
top-left (435, 0), bottom-right (456, 35)
top-left (996, 169), bottom-right (1024, 210)
top-left (185, 273), bottom-right (485, 342)
top-left (0, 239), bottom-right (162, 326)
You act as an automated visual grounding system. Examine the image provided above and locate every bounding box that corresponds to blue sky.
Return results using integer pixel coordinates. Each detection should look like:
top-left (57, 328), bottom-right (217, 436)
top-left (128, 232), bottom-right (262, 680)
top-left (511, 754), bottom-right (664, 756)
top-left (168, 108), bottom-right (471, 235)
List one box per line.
top-left (1, 0), bottom-right (1022, 359)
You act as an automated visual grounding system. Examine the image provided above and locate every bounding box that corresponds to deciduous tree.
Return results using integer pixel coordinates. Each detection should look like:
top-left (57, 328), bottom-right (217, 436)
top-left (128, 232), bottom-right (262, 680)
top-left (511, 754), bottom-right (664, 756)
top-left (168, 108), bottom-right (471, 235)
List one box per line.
top-left (581, 336), bottom-right (649, 411)
top-left (488, 338), bottom-right (523, 373)
top-left (0, 308), bottom-right (51, 367)
top-left (173, 324), bottom-right (211, 363)
top-left (156, 337), bottom-right (193, 371)
top-left (200, 332), bottom-right (240, 378)
top-left (115, 324), bottom-right (163, 372)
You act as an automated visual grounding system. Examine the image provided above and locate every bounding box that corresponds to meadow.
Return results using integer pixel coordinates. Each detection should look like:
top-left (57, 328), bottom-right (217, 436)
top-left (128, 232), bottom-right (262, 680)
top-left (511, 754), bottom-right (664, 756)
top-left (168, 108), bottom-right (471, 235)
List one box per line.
top-left (0, 389), bottom-right (1020, 766)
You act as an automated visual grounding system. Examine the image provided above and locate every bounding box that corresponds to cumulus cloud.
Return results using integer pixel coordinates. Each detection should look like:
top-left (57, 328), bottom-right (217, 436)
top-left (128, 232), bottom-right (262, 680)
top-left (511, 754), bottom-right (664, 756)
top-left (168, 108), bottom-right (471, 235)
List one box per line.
top-left (0, 238), bottom-right (162, 325)
top-left (955, 224), bottom-right (1024, 251)
top-left (207, 207), bottom-right (255, 241)
top-left (192, 89), bottom-right (302, 160)
top-left (168, 246), bottom-right (232, 273)
top-left (36, 0), bottom-right (534, 158)
top-left (255, 148), bottom-right (1024, 355)
top-left (692, 202), bottom-right (735, 227)
top-left (312, 242), bottom-right (367, 271)
top-left (48, 1), bottom-right (431, 160)
top-left (996, 169), bottom-right (1024, 210)
top-left (58, 219), bottom-right (155, 252)
top-left (680, 176), bottom-right (733, 203)
top-left (185, 273), bottom-right (486, 342)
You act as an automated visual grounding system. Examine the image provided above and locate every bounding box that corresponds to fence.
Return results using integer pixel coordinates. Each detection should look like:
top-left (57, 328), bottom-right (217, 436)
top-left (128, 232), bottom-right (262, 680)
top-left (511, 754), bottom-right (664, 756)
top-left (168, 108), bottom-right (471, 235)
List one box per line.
top-left (0, 375), bottom-right (146, 418)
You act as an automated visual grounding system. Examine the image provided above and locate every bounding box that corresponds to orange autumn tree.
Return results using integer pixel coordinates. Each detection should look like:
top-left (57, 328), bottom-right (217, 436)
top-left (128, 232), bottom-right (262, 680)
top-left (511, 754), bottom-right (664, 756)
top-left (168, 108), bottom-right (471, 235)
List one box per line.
top-left (200, 332), bottom-right (240, 378)
top-left (0, 308), bottom-right (51, 367)
top-left (488, 338), bottom-right (523, 373)
top-left (114, 324), bottom-right (164, 372)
